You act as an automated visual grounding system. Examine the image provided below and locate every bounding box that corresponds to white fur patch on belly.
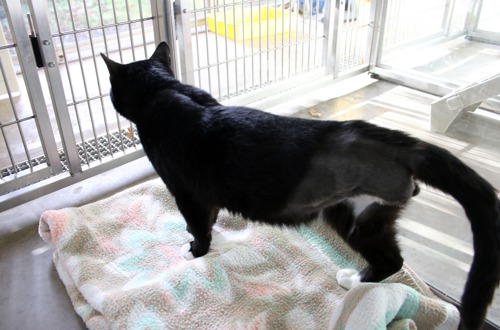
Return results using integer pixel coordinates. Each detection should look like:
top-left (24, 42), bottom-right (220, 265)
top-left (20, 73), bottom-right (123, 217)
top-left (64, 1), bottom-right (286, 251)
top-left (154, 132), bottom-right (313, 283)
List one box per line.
top-left (347, 195), bottom-right (385, 217)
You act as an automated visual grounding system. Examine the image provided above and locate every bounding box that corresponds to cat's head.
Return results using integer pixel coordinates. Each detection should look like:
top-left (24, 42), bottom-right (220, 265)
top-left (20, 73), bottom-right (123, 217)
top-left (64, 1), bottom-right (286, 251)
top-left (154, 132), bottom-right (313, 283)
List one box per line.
top-left (101, 42), bottom-right (175, 122)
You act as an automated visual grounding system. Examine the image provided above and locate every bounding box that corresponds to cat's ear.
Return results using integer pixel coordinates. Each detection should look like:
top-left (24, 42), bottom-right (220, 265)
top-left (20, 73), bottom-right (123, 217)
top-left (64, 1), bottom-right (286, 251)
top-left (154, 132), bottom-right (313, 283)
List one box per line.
top-left (101, 53), bottom-right (123, 76)
top-left (150, 42), bottom-right (171, 68)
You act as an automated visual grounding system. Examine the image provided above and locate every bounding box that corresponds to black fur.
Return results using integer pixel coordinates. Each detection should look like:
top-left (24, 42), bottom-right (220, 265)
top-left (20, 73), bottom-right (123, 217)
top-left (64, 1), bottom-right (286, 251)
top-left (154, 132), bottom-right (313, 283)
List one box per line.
top-left (102, 42), bottom-right (500, 330)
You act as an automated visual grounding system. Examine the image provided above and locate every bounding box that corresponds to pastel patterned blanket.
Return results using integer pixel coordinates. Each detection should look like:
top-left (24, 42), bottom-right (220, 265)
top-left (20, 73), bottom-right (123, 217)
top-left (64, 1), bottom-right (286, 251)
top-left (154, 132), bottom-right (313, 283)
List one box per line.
top-left (39, 178), bottom-right (459, 329)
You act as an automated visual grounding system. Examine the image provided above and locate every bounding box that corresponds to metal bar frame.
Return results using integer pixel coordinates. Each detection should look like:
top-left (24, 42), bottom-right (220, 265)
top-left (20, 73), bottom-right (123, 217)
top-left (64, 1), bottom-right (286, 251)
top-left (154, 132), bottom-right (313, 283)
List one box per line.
top-left (0, 50), bottom-right (33, 175)
top-left (175, 0), bottom-right (350, 102)
top-left (368, 0), bottom-right (388, 70)
top-left (1, 0), bottom-right (63, 176)
top-left (369, 0), bottom-right (500, 107)
top-left (176, 0), bottom-right (195, 84)
top-left (466, 0), bottom-right (500, 45)
top-left (465, 0), bottom-right (482, 36)
top-left (431, 72), bottom-right (500, 133)
top-left (0, 0), bottom-right (167, 203)
top-left (325, 0), bottom-right (340, 77)
top-left (0, 150), bottom-right (146, 212)
top-left (322, 0), bottom-right (334, 73)
top-left (159, 0), bottom-right (179, 77)
top-left (28, 0), bottom-right (82, 175)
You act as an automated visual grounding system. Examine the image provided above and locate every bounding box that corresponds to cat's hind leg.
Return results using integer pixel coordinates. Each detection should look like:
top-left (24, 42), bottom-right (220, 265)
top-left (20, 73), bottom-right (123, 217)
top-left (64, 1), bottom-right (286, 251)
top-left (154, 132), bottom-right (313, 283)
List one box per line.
top-left (324, 200), bottom-right (404, 284)
top-left (175, 195), bottom-right (219, 258)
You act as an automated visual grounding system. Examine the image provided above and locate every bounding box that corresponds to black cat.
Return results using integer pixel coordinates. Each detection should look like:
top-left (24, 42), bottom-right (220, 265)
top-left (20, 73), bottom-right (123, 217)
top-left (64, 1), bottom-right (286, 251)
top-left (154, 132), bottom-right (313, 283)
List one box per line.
top-left (102, 42), bottom-right (500, 330)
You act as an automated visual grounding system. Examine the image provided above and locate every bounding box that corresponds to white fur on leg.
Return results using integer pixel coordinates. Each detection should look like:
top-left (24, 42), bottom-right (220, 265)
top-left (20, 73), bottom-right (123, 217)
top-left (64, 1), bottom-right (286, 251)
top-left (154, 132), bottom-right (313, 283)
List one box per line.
top-left (336, 269), bottom-right (361, 290)
top-left (348, 195), bottom-right (385, 217)
top-left (182, 243), bottom-right (195, 260)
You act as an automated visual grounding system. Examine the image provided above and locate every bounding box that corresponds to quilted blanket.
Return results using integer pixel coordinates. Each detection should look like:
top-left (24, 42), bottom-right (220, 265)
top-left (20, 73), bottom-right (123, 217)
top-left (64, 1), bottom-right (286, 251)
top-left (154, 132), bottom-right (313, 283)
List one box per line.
top-left (39, 178), bottom-right (459, 329)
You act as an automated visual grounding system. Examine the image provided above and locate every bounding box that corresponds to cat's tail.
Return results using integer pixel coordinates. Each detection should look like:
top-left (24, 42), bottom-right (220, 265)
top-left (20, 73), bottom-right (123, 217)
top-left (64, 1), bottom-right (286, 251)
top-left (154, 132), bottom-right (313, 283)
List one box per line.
top-left (410, 141), bottom-right (500, 330)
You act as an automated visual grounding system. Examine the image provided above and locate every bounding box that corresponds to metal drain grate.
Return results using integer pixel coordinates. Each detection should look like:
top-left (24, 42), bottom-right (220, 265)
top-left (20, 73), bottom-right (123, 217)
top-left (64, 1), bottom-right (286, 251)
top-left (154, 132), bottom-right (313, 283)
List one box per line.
top-left (1, 128), bottom-right (141, 179)
top-left (0, 155), bottom-right (48, 178)
top-left (63, 127), bottom-right (142, 171)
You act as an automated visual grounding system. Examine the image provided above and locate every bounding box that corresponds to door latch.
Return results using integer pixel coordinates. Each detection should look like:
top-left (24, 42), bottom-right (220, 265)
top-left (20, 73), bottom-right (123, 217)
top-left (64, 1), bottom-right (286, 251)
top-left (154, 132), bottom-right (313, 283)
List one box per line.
top-left (27, 13), bottom-right (44, 68)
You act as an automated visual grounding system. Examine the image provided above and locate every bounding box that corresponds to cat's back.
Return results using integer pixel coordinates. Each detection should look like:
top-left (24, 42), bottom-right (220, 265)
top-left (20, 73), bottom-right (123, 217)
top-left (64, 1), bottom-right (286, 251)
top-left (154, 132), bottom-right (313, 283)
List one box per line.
top-left (204, 105), bottom-right (335, 143)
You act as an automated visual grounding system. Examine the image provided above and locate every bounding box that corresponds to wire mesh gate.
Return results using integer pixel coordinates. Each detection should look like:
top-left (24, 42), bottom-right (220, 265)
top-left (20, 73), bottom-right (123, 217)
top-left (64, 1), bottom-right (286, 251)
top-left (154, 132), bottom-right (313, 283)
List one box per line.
top-left (178, 0), bottom-right (331, 101)
top-left (174, 0), bottom-right (375, 102)
top-left (0, 0), bottom-right (375, 208)
top-left (0, 0), bottom-right (163, 205)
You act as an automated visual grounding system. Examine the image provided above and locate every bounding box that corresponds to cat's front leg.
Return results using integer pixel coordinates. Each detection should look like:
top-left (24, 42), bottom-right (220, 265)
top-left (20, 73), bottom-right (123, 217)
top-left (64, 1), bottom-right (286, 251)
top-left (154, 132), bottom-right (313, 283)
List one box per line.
top-left (174, 194), bottom-right (219, 258)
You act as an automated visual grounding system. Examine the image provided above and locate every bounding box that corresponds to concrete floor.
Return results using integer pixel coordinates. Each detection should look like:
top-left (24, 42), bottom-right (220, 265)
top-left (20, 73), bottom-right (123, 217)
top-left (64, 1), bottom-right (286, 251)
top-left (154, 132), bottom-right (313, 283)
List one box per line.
top-left (1, 77), bottom-right (500, 329)
top-left (0, 225), bottom-right (87, 329)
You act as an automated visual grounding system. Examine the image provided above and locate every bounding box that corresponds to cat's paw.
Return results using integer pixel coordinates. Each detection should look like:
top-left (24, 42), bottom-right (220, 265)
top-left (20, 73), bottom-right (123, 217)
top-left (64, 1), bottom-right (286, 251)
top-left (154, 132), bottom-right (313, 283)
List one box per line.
top-left (336, 268), bottom-right (361, 290)
top-left (182, 243), bottom-right (195, 260)
top-left (189, 239), bottom-right (210, 258)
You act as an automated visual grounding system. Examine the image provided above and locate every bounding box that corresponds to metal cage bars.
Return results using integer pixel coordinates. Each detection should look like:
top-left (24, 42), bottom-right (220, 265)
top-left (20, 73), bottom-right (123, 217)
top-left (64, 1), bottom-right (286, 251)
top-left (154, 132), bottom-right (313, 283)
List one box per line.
top-left (174, 0), bottom-right (375, 102)
top-left (43, 0), bottom-right (154, 168)
top-left (1, 0), bottom-right (62, 195)
top-left (0, 0), bottom-right (164, 203)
